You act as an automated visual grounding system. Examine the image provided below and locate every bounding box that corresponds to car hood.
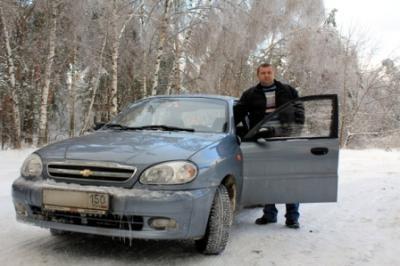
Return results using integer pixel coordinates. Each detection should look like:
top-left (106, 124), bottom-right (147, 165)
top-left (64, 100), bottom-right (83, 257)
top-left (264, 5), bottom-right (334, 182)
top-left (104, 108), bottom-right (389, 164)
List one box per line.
top-left (37, 130), bottom-right (225, 165)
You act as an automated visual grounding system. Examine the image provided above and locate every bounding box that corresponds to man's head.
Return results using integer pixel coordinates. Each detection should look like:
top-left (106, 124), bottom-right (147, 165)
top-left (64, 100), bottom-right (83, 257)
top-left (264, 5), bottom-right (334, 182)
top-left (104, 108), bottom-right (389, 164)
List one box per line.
top-left (257, 63), bottom-right (275, 86)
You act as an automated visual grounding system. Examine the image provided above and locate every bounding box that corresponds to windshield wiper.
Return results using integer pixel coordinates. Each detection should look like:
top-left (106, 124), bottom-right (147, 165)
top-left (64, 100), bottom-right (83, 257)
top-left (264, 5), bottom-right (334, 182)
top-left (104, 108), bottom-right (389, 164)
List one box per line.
top-left (103, 123), bottom-right (134, 130)
top-left (135, 125), bottom-right (195, 132)
top-left (103, 123), bottom-right (195, 132)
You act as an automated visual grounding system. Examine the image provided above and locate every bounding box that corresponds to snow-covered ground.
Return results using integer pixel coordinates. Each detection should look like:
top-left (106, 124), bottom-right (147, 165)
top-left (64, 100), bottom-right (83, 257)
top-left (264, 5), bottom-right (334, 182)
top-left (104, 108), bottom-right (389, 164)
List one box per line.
top-left (0, 149), bottom-right (399, 266)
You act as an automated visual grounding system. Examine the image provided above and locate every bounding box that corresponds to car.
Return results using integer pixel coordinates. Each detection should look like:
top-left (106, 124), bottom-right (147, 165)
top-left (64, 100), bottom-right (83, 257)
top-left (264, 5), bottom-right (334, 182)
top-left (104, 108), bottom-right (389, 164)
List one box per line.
top-left (12, 94), bottom-right (339, 254)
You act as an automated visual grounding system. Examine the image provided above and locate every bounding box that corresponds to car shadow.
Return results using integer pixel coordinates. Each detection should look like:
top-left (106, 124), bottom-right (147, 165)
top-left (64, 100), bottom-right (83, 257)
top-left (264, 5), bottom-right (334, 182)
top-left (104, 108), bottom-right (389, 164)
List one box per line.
top-left (32, 232), bottom-right (210, 264)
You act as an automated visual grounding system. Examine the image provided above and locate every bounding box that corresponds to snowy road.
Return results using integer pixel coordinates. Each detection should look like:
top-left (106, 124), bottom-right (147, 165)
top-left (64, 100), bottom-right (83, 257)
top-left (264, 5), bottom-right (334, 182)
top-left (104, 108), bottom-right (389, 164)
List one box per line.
top-left (0, 149), bottom-right (399, 266)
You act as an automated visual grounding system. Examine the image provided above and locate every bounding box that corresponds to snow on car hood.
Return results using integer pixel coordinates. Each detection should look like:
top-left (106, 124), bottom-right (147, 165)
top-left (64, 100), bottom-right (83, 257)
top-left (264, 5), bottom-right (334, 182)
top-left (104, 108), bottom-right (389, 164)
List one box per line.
top-left (37, 130), bottom-right (225, 165)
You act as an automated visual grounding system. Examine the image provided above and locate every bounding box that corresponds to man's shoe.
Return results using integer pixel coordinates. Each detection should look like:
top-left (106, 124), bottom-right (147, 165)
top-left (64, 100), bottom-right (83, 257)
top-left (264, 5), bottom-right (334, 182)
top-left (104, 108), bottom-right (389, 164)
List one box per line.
top-left (255, 216), bottom-right (277, 225)
top-left (285, 220), bottom-right (300, 229)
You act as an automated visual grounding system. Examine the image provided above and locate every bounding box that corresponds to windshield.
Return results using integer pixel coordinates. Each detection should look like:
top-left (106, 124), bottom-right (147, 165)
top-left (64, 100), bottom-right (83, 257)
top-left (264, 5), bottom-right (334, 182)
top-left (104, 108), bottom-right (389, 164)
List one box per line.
top-left (109, 98), bottom-right (229, 133)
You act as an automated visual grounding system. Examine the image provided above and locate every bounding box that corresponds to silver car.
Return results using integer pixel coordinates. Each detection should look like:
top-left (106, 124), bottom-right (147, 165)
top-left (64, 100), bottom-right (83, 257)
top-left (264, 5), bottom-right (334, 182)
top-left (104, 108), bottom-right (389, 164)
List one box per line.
top-left (12, 94), bottom-right (339, 254)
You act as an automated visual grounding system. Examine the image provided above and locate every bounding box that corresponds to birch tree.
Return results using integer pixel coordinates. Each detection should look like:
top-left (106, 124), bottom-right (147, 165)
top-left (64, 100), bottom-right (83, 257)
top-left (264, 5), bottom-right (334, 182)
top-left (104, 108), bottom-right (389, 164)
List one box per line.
top-left (0, 6), bottom-right (21, 148)
top-left (109, 0), bottom-right (135, 117)
top-left (38, 0), bottom-right (58, 146)
top-left (80, 35), bottom-right (107, 135)
top-left (151, 0), bottom-right (172, 96)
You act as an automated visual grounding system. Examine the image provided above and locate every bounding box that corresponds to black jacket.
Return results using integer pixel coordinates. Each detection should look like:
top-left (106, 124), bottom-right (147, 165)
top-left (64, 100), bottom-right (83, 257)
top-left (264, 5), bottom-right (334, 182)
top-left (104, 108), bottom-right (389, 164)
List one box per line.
top-left (234, 80), bottom-right (302, 129)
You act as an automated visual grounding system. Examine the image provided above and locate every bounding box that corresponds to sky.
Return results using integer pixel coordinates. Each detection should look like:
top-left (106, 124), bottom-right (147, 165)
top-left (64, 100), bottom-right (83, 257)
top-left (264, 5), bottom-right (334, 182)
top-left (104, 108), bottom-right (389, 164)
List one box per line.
top-left (324, 0), bottom-right (400, 63)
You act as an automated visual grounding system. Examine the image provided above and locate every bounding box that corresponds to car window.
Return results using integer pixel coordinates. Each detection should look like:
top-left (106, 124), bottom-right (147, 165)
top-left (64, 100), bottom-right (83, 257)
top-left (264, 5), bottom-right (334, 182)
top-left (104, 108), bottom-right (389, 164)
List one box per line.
top-left (112, 98), bottom-right (228, 133)
top-left (258, 98), bottom-right (335, 139)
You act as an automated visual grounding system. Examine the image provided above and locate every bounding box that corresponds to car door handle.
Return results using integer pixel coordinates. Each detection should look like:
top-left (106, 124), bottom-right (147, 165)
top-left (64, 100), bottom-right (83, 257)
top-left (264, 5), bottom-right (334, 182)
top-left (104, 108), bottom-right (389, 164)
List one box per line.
top-left (311, 147), bottom-right (329, 156)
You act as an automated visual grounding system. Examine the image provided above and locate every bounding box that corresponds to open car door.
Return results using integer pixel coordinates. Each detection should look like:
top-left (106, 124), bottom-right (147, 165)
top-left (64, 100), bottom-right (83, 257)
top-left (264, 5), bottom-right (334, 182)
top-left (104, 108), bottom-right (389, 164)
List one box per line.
top-left (239, 94), bottom-right (339, 206)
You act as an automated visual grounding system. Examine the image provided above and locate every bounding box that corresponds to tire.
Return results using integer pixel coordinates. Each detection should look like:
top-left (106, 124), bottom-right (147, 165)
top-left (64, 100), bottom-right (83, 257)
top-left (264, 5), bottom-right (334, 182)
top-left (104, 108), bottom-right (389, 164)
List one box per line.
top-left (195, 184), bottom-right (233, 255)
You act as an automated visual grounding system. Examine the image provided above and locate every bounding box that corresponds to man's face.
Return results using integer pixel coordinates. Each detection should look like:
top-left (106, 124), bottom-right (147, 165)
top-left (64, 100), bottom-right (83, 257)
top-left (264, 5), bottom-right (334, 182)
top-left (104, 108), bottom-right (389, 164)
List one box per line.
top-left (257, 66), bottom-right (275, 85)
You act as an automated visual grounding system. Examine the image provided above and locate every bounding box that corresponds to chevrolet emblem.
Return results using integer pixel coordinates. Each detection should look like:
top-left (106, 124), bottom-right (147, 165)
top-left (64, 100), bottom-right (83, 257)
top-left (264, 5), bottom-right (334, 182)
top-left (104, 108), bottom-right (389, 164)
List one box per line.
top-left (80, 169), bottom-right (93, 177)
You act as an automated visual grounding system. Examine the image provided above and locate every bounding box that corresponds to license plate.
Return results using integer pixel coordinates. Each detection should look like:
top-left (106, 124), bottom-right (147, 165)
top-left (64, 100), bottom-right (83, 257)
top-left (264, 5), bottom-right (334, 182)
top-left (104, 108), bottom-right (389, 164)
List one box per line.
top-left (43, 188), bottom-right (109, 214)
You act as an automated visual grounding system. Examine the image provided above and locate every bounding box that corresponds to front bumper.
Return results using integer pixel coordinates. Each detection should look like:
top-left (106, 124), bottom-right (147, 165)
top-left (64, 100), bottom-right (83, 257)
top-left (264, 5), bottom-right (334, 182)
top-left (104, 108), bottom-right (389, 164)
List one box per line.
top-left (12, 177), bottom-right (216, 240)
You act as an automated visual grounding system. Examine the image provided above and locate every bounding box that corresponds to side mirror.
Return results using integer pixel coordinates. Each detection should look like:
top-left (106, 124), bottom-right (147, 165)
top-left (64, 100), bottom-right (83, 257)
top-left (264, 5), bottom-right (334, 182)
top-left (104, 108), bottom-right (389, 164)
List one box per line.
top-left (93, 122), bottom-right (106, 131)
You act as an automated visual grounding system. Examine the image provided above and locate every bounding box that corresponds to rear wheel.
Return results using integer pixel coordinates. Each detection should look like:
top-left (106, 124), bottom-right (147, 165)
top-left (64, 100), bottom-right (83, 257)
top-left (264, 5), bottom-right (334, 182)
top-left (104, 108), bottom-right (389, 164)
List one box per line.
top-left (195, 184), bottom-right (233, 255)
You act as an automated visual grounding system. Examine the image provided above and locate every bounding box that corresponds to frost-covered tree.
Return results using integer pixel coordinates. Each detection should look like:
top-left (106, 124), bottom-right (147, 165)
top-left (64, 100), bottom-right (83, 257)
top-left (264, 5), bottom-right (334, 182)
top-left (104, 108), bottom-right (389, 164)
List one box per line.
top-left (0, 0), bottom-right (399, 148)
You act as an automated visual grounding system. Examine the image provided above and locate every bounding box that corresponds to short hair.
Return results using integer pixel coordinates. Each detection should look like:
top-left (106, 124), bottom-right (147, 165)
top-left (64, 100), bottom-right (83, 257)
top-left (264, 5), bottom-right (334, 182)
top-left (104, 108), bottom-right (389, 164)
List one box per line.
top-left (257, 63), bottom-right (274, 75)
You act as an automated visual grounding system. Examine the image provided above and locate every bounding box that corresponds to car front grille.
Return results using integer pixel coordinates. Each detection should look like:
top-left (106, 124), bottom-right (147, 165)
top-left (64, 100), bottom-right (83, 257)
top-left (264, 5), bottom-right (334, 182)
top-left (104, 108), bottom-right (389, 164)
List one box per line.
top-left (31, 206), bottom-right (144, 230)
top-left (47, 161), bottom-right (136, 182)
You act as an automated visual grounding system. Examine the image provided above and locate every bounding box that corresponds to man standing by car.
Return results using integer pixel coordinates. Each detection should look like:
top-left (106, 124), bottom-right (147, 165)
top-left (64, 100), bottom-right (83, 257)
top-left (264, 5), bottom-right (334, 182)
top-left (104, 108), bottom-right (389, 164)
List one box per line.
top-left (234, 63), bottom-right (301, 229)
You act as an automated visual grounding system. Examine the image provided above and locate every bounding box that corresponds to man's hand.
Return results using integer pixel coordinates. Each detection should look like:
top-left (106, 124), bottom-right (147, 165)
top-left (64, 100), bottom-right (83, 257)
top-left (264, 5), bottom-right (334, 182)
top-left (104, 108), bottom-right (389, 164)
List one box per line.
top-left (258, 126), bottom-right (275, 138)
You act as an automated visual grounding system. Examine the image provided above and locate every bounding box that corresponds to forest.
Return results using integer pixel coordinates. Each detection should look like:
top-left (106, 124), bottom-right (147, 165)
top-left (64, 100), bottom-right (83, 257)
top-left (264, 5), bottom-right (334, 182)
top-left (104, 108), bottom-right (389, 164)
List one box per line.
top-left (0, 0), bottom-right (399, 149)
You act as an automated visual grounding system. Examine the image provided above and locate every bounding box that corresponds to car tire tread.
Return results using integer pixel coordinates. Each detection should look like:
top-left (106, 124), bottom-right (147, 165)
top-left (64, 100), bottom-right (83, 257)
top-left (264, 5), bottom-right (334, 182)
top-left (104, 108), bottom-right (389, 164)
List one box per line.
top-left (195, 184), bottom-right (232, 255)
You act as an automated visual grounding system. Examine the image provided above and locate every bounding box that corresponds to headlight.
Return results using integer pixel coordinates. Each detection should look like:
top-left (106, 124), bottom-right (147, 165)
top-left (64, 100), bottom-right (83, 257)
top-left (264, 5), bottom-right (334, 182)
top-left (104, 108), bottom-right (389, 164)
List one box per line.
top-left (21, 153), bottom-right (43, 178)
top-left (140, 161), bottom-right (198, 185)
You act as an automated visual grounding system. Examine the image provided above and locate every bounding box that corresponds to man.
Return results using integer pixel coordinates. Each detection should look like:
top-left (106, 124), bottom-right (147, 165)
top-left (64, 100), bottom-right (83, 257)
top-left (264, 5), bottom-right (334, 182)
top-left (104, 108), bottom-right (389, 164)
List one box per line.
top-left (234, 63), bottom-right (301, 229)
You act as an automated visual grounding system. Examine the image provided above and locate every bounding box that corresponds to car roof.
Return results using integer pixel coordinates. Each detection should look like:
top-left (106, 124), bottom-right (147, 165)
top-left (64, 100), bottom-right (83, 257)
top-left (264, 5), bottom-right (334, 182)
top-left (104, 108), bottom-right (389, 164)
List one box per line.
top-left (147, 94), bottom-right (238, 102)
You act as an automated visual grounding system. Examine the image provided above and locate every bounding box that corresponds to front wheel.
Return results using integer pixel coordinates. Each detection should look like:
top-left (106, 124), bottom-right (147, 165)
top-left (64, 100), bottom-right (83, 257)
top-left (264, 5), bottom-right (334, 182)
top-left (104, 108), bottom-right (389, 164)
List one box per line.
top-left (195, 184), bottom-right (233, 255)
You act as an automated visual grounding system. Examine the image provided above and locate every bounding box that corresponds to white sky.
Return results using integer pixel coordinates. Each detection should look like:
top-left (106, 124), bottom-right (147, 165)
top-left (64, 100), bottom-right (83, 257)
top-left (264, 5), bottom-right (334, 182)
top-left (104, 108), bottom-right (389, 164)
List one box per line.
top-left (324, 0), bottom-right (400, 62)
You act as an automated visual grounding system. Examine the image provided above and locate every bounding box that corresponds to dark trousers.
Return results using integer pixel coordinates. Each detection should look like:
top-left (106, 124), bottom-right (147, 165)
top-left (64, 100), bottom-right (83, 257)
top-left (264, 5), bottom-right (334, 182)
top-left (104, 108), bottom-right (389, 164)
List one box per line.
top-left (263, 203), bottom-right (300, 222)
